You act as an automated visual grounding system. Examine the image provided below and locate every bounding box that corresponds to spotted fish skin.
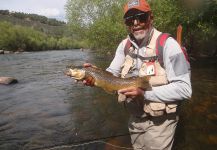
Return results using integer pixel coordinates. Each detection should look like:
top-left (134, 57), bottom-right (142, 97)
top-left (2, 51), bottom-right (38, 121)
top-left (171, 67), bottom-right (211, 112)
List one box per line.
top-left (65, 66), bottom-right (150, 93)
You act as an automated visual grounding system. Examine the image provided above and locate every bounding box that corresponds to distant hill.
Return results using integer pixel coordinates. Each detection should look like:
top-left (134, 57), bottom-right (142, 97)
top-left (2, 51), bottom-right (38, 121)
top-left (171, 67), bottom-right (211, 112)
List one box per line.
top-left (0, 10), bottom-right (67, 37)
top-left (0, 10), bottom-right (86, 52)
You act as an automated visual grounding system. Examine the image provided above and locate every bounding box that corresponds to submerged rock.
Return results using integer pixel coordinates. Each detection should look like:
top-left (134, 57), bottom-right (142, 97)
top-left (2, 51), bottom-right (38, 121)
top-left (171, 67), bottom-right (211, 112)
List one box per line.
top-left (0, 77), bottom-right (18, 85)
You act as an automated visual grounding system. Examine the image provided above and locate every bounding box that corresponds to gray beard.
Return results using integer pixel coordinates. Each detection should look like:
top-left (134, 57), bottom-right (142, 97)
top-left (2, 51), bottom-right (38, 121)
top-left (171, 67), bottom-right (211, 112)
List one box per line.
top-left (134, 26), bottom-right (153, 45)
top-left (134, 30), bottom-right (147, 40)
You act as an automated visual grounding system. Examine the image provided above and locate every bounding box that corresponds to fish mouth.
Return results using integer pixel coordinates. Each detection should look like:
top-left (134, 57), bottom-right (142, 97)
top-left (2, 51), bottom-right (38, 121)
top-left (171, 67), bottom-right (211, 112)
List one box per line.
top-left (64, 69), bottom-right (72, 76)
top-left (65, 68), bottom-right (85, 80)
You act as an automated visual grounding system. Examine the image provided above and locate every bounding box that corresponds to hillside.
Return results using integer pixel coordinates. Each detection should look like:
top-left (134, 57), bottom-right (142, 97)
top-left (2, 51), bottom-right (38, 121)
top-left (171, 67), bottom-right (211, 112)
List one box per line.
top-left (0, 10), bottom-right (67, 37)
top-left (0, 10), bottom-right (86, 52)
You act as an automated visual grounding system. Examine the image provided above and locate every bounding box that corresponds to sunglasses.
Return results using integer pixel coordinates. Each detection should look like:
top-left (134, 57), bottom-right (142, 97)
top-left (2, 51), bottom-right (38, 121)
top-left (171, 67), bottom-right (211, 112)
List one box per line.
top-left (124, 13), bottom-right (149, 26)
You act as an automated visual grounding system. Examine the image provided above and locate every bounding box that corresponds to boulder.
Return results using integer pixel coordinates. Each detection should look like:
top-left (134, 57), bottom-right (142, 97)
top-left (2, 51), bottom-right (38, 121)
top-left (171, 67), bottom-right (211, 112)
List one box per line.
top-left (4, 51), bottom-right (12, 54)
top-left (0, 50), bottom-right (4, 54)
top-left (0, 77), bottom-right (18, 85)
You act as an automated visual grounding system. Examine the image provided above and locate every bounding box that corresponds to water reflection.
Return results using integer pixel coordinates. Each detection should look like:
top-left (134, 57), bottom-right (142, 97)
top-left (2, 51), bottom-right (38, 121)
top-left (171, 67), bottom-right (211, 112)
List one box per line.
top-left (174, 57), bottom-right (217, 150)
top-left (0, 51), bottom-right (216, 150)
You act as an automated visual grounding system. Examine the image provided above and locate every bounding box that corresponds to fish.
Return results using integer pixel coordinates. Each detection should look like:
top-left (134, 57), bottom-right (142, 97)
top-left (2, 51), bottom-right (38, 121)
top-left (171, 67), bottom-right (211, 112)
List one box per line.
top-left (65, 65), bottom-right (151, 93)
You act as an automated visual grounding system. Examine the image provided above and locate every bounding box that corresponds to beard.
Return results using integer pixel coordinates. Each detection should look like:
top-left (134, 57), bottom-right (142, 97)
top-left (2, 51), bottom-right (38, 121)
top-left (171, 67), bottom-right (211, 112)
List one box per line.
top-left (132, 26), bottom-right (153, 45)
top-left (133, 29), bottom-right (149, 41)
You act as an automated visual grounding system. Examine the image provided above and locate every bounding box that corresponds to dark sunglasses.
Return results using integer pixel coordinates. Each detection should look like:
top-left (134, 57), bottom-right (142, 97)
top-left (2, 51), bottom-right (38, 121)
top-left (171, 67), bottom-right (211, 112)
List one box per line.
top-left (124, 13), bottom-right (149, 26)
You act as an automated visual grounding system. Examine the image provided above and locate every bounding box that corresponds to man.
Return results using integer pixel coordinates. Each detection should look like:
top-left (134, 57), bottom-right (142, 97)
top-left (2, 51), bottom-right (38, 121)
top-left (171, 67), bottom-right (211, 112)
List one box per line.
top-left (84, 0), bottom-right (192, 149)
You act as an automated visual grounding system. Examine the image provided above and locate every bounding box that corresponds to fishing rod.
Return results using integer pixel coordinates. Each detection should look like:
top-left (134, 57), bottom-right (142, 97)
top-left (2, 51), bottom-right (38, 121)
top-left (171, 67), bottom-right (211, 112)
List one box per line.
top-left (177, 24), bottom-right (182, 46)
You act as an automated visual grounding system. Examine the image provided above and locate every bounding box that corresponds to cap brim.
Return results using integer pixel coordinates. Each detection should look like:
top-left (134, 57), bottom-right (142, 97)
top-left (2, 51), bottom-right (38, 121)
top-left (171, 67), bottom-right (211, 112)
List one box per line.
top-left (124, 8), bottom-right (149, 18)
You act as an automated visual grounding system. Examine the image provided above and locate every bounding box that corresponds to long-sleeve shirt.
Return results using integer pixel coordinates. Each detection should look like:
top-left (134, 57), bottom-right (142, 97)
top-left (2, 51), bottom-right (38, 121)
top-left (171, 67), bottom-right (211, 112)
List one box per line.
top-left (106, 29), bottom-right (192, 103)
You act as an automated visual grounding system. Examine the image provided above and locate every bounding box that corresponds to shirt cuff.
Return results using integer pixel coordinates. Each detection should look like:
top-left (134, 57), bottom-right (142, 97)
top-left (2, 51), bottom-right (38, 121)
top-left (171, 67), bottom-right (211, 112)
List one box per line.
top-left (144, 91), bottom-right (154, 101)
top-left (144, 90), bottom-right (158, 102)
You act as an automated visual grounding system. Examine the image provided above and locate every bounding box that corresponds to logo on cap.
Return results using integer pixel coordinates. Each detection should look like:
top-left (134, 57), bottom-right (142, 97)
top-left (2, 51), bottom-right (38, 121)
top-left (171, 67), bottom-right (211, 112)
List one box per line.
top-left (128, 0), bottom-right (140, 8)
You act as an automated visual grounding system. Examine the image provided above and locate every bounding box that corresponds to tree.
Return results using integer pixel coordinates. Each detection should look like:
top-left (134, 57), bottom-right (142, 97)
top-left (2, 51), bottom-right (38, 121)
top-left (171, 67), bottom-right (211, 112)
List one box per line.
top-left (0, 21), bottom-right (76, 51)
top-left (66, 0), bottom-right (217, 56)
top-left (66, 0), bottom-right (127, 53)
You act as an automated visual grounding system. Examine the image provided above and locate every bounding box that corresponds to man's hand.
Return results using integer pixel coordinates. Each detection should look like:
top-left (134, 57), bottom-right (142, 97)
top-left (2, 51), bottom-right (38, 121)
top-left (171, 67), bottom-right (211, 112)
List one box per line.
top-left (118, 87), bottom-right (144, 99)
top-left (82, 63), bottom-right (95, 86)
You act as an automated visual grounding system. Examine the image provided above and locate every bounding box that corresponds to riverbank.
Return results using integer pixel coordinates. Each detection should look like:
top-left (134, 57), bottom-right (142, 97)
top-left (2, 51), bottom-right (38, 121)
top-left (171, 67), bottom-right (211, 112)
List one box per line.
top-left (0, 49), bottom-right (24, 54)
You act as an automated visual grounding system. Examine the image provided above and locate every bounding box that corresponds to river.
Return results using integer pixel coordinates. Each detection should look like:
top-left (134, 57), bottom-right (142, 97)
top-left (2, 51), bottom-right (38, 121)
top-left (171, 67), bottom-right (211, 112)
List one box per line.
top-left (0, 50), bottom-right (216, 150)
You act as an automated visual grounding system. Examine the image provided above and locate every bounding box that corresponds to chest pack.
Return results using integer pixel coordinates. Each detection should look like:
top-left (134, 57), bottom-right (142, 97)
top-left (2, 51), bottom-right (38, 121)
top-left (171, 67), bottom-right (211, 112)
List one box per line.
top-left (124, 33), bottom-right (189, 68)
top-left (122, 34), bottom-right (185, 117)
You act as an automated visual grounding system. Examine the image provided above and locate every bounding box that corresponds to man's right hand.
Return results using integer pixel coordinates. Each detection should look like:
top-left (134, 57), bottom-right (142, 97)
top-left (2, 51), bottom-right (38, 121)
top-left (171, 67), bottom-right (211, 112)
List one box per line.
top-left (82, 63), bottom-right (95, 86)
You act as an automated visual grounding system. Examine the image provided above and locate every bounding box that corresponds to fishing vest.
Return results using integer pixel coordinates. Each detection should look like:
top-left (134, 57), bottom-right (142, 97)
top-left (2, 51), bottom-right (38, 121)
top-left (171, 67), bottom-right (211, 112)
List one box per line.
top-left (120, 29), bottom-right (179, 117)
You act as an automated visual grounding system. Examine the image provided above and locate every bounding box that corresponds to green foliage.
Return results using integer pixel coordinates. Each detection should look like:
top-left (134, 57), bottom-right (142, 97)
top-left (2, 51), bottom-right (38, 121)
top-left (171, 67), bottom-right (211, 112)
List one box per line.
top-left (0, 10), bottom-right (66, 26)
top-left (87, 1), bottom-right (127, 51)
top-left (0, 22), bottom-right (82, 51)
top-left (66, 0), bottom-right (217, 56)
top-left (66, 0), bottom-right (128, 53)
top-left (146, 0), bottom-right (217, 56)
top-left (179, 0), bottom-right (217, 55)
top-left (0, 10), bottom-right (85, 51)
top-left (148, 0), bottom-right (181, 34)
top-left (0, 13), bottom-right (66, 37)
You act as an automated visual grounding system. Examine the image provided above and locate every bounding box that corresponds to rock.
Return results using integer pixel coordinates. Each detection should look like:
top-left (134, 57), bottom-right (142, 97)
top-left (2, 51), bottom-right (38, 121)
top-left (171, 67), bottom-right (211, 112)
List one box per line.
top-left (4, 51), bottom-right (12, 54)
top-left (0, 77), bottom-right (18, 85)
top-left (0, 50), bottom-right (4, 54)
top-left (14, 51), bottom-right (20, 54)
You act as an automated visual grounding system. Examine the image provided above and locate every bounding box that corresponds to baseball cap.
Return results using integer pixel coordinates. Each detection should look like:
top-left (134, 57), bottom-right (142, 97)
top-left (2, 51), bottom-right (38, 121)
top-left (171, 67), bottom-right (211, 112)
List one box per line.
top-left (124, 0), bottom-right (151, 18)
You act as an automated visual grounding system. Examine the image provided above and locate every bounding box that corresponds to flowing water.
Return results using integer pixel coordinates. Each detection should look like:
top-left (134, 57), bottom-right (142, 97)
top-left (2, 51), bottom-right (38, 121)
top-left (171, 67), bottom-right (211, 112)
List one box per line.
top-left (0, 50), bottom-right (216, 150)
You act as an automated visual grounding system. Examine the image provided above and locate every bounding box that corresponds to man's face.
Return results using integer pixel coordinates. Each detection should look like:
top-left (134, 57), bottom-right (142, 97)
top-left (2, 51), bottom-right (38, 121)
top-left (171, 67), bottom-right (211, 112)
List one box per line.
top-left (124, 10), bottom-right (152, 41)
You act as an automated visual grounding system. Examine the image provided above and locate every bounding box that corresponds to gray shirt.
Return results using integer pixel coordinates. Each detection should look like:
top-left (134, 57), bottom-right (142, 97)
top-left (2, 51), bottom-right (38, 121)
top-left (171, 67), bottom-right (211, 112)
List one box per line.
top-left (106, 32), bottom-right (192, 102)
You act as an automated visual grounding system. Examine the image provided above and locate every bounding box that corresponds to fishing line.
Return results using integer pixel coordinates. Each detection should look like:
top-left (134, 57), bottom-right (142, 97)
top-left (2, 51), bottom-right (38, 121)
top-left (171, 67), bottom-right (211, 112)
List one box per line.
top-left (42, 140), bottom-right (134, 150)
top-left (37, 133), bottom-right (135, 150)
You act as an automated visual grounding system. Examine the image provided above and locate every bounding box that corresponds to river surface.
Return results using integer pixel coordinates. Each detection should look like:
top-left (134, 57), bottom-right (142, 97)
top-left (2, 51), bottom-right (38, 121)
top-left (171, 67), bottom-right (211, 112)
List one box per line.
top-left (0, 50), bottom-right (216, 150)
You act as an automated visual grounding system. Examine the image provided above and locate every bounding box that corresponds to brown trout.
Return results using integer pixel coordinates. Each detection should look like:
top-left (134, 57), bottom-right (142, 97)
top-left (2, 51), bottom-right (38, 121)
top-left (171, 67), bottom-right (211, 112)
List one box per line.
top-left (65, 66), bottom-right (151, 93)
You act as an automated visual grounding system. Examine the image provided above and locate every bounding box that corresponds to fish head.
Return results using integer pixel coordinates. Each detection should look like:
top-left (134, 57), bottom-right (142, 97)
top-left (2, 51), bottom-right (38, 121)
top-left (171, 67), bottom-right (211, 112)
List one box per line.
top-left (65, 68), bottom-right (85, 80)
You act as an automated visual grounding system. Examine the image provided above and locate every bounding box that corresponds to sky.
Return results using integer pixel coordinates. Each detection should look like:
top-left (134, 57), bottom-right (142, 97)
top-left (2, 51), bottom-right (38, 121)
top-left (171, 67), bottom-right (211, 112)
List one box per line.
top-left (0, 0), bottom-right (67, 21)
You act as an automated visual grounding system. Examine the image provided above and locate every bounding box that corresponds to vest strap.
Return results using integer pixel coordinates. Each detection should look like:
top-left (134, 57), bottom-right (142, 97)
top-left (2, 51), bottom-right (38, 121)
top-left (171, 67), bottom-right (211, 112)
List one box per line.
top-left (128, 53), bottom-right (158, 62)
top-left (156, 33), bottom-right (171, 67)
top-left (124, 33), bottom-right (171, 66)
